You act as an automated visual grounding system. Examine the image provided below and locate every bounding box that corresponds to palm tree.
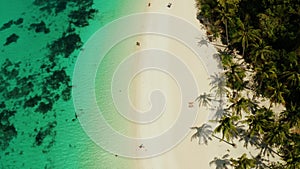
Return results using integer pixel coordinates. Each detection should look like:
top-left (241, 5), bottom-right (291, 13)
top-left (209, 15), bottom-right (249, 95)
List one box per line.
top-left (195, 92), bottom-right (212, 107)
top-left (217, 0), bottom-right (227, 8)
top-left (231, 18), bottom-right (260, 57)
top-left (214, 7), bottom-right (232, 45)
top-left (216, 0), bottom-right (241, 10)
top-left (225, 63), bottom-right (247, 97)
top-left (190, 123), bottom-right (236, 147)
top-left (214, 116), bottom-right (239, 143)
top-left (263, 123), bottom-right (289, 148)
top-left (213, 0), bottom-right (240, 45)
top-left (256, 13), bottom-right (276, 40)
top-left (253, 63), bottom-right (277, 93)
top-left (210, 73), bottom-right (228, 99)
top-left (228, 97), bottom-right (252, 115)
top-left (218, 49), bottom-right (234, 70)
top-left (258, 142), bottom-right (281, 158)
top-left (190, 124), bottom-right (212, 145)
top-left (245, 108), bottom-right (274, 137)
top-left (211, 133), bottom-right (237, 147)
top-left (280, 103), bottom-right (300, 128)
top-left (250, 154), bottom-right (269, 169)
top-left (230, 153), bottom-right (256, 169)
top-left (250, 40), bottom-right (275, 64)
top-left (281, 71), bottom-right (300, 88)
top-left (279, 138), bottom-right (300, 168)
top-left (266, 81), bottom-right (287, 106)
top-left (238, 129), bottom-right (260, 149)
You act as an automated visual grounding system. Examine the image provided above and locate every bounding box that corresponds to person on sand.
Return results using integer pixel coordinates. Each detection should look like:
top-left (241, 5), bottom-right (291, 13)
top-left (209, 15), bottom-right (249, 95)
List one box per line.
top-left (136, 144), bottom-right (147, 151)
top-left (167, 2), bottom-right (172, 8)
top-left (136, 41), bottom-right (140, 46)
top-left (188, 101), bottom-right (194, 108)
top-left (148, 2), bottom-right (151, 7)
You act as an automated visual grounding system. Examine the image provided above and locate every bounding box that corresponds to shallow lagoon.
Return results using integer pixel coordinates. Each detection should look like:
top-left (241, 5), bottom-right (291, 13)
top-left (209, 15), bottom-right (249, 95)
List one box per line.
top-left (0, 0), bottom-right (146, 168)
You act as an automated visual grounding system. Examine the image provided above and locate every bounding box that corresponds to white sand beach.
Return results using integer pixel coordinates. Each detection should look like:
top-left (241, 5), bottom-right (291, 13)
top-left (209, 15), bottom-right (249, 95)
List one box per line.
top-left (127, 0), bottom-right (244, 168)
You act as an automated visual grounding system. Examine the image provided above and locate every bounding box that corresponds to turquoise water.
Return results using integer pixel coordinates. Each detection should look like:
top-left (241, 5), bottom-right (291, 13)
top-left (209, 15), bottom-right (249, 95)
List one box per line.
top-left (0, 0), bottom-right (147, 168)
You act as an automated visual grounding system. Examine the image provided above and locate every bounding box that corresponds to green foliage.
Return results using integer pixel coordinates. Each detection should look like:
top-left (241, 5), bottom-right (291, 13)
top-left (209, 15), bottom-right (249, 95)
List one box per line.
top-left (195, 0), bottom-right (300, 168)
top-left (214, 116), bottom-right (239, 142)
top-left (230, 154), bottom-right (256, 169)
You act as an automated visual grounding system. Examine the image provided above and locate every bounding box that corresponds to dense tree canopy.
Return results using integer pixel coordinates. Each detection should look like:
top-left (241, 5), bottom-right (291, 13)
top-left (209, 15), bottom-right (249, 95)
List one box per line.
top-left (194, 0), bottom-right (300, 168)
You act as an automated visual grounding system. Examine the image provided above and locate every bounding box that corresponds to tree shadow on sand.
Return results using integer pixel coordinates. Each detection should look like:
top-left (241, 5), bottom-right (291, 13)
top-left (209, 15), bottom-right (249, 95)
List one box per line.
top-left (190, 123), bottom-right (236, 147)
top-left (195, 92), bottom-right (213, 108)
top-left (196, 37), bottom-right (209, 47)
top-left (209, 73), bottom-right (228, 100)
top-left (190, 123), bottom-right (212, 145)
top-left (209, 154), bottom-right (231, 169)
top-left (210, 105), bottom-right (227, 120)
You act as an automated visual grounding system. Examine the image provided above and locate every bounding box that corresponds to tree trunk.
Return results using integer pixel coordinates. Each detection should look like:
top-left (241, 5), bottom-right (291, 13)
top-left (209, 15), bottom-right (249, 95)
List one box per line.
top-left (212, 134), bottom-right (236, 147)
top-left (225, 19), bottom-right (229, 45)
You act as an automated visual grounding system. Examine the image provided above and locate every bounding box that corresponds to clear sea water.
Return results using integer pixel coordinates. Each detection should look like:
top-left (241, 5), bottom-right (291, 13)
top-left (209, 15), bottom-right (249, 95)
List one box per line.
top-left (0, 0), bottom-right (147, 168)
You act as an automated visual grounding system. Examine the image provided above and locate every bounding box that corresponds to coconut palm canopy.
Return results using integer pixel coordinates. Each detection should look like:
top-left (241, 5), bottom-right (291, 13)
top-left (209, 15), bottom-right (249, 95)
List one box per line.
top-left (195, 0), bottom-right (300, 168)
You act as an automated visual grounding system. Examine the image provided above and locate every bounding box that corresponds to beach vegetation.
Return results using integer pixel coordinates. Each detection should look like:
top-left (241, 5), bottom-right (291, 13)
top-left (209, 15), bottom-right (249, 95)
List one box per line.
top-left (195, 0), bottom-right (300, 168)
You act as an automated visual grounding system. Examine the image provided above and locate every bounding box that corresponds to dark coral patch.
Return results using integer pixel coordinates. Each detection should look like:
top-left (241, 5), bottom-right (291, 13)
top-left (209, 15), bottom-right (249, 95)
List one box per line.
top-left (29, 21), bottom-right (50, 34)
top-left (68, 7), bottom-right (98, 27)
top-left (3, 33), bottom-right (19, 46)
top-left (24, 95), bottom-right (42, 108)
top-left (0, 110), bottom-right (17, 151)
top-left (0, 20), bottom-right (13, 31)
top-left (48, 33), bottom-right (82, 58)
top-left (35, 101), bottom-right (53, 114)
top-left (61, 86), bottom-right (71, 101)
top-left (34, 121), bottom-right (56, 147)
top-left (14, 18), bottom-right (24, 25)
